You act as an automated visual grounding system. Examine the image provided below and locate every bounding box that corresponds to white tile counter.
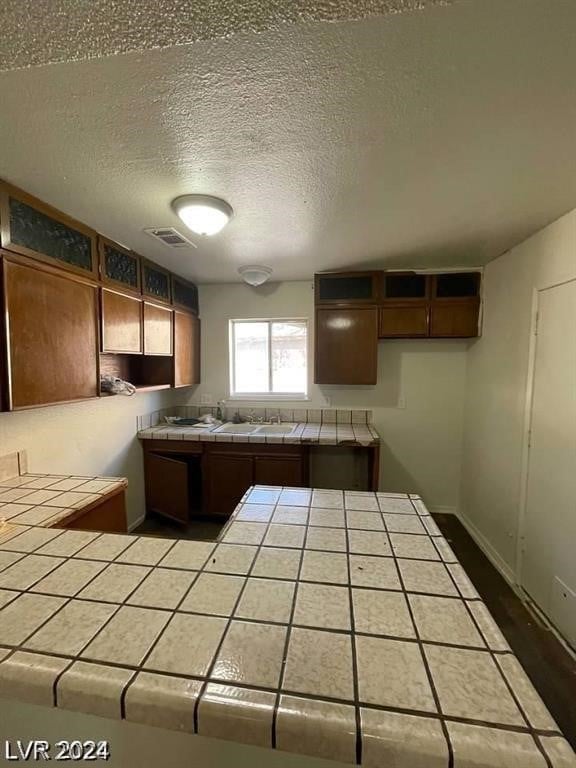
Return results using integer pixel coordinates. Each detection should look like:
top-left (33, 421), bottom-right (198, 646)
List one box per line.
top-left (0, 471), bottom-right (127, 530)
top-left (0, 488), bottom-right (574, 768)
top-left (137, 422), bottom-right (380, 446)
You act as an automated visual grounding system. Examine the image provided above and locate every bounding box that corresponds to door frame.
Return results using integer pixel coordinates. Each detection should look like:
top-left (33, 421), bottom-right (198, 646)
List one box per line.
top-left (516, 275), bottom-right (576, 590)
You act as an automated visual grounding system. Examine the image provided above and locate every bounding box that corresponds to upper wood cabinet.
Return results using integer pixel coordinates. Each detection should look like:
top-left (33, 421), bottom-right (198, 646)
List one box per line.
top-left (0, 183), bottom-right (98, 279)
top-left (2, 256), bottom-right (99, 409)
top-left (98, 236), bottom-right (141, 294)
top-left (143, 302), bottom-right (172, 356)
top-left (315, 307), bottom-right (378, 385)
top-left (315, 271), bottom-right (380, 305)
top-left (172, 275), bottom-right (199, 314)
top-left (101, 289), bottom-right (143, 354)
top-left (430, 301), bottom-right (480, 337)
top-left (173, 310), bottom-right (200, 387)
top-left (379, 305), bottom-right (429, 338)
top-left (378, 271), bottom-right (481, 339)
top-left (141, 258), bottom-right (171, 305)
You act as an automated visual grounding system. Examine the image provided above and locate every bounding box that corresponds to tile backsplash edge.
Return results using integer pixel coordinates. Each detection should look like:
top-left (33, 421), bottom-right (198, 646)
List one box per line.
top-left (137, 406), bottom-right (373, 429)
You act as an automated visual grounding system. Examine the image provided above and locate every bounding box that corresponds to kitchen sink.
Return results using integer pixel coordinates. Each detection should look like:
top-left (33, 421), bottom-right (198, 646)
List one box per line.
top-left (213, 423), bottom-right (259, 434)
top-left (255, 424), bottom-right (297, 435)
top-left (212, 422), bottom-right (298, 436)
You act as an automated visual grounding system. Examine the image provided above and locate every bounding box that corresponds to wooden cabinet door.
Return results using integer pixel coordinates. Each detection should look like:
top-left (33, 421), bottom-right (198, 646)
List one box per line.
top-left (205, 453), bottom-right (253, 517)
top-left (254, 455), bottom-right (304, 487)
top-left (174, 310), bottom-right (200, 387)
top-left (379, 305), bottom-right (429, 338)
top-left (430, 301), bottom-right (479, 338)
top-left (101, 289), bottom-right (142, 353)
top-left (145, 452), bottom-right (189, 523)
top-left (315, 307), bottom-right (378, 385)
top-left (3, 259), bottom-right (99, 409)
top-left (143, 302), bottom-right (172, 355)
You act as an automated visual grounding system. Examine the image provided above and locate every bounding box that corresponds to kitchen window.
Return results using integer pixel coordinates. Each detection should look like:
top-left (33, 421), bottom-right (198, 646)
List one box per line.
top-left (229, 319), bottom-right (308, 397)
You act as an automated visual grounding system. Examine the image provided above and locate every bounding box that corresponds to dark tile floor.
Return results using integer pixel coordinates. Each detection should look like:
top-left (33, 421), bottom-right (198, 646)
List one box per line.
top-left (435, 513), bottom-right (576, 750)
top-left (135, 511), bottom-right (576, 749)
top-left (135, 514), bottom-right (225, 542)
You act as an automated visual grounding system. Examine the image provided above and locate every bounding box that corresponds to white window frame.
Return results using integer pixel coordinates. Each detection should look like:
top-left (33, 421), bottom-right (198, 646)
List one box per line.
top-left (229, 318), bottom-right (309, 400)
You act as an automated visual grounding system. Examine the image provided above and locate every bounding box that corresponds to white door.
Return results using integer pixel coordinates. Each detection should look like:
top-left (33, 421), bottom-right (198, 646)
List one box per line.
top-left (521, 278), bottom-right (576, 648)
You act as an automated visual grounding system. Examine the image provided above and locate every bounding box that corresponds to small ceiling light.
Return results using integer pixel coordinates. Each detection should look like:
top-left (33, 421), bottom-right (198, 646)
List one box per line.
top-left (238, 265), bottom-right (273, 286)
top-left (172, 195), bottom-right (233, 236)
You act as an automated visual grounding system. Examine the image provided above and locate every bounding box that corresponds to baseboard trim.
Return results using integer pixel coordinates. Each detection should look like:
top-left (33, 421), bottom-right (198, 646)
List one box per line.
top-left (455, 510), bottom-right (516, 587)
top-left (128, 514), bottom-right (146, 532)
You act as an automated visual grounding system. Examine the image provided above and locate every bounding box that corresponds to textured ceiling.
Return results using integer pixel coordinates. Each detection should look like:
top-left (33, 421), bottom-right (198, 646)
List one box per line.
top-left (0, 0), bottom-right (450, 72)
top-left (0, 0), bottom-right (575, 283)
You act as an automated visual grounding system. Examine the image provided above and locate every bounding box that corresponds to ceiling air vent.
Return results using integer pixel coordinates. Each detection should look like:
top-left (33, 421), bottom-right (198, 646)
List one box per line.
top-left (143, 227), bottom-right (197, 248)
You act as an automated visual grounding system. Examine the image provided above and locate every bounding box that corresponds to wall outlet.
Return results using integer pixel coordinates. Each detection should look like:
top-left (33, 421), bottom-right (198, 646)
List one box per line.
top-left (397, 395), bottom-right (406, 410)
top-left (200, 394), bottom-right (212, 405)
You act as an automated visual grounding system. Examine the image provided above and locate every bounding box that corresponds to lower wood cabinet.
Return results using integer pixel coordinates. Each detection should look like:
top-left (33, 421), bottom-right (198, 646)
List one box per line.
top-left (315, 307), bottom-right (378, 385)
top-left (143, 443), bottom-right (308, 520)
top-left (204, 446), bottom-right (307, 517)
top-left (144, 452), bottom-right (190, 523)
top-left (3, 256), bottom-right (99, 409)
top-left (204, 452), bottom-right (254, 518)
top-left (254, 455), bottom-right (304, 487)
top-left (174, 310), bottom-right (200, 387)
top-left (60, 491), bottom-right (127, 533)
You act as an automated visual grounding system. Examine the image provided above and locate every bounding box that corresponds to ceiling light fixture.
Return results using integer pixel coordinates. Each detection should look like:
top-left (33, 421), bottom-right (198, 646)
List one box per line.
top-left (238, 265), bottom-right (273, 286)
top-left (171, 194), bottom-right (233, 236)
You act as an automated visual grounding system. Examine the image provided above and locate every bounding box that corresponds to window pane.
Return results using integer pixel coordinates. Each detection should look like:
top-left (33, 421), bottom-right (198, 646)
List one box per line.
top-left (234, 322), bottom-right (269, 393)
top-left (271, 322), bottom-right (307, 393)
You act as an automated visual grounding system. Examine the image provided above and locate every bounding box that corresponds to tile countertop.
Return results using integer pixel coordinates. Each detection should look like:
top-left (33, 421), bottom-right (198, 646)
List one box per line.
top-left (0, 488), bottom-right (574, 768)
top-left (137, 422), bottom-right (381, 446)
top-left (0, 473), bottom-right (128, 529)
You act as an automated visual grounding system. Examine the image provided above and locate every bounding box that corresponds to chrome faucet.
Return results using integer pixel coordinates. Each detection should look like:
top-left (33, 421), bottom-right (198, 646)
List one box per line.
top-left (248, 409), bottom-right (264, 424)
top-left (270, 409), bottom-right (281, 424)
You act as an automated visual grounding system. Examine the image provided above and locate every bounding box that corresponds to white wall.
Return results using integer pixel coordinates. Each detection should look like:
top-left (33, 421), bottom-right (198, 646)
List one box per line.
top-left (0, 388), bottom-right (181, 529)
top-left (192, 282), bottom-right (469, 511)
top-left (460, 207), bottom-right (576, 579)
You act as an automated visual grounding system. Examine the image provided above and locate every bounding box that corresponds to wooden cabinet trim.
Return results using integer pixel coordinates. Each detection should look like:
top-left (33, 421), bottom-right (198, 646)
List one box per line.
top-left (0, 181), bottom-right (98, 279)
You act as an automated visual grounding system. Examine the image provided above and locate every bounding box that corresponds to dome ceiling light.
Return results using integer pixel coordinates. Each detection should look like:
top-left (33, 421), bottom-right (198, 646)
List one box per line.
top-left (172, 194), bottom-right (233, 236)
top-left (238, 265), bottom-right (273, 286)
